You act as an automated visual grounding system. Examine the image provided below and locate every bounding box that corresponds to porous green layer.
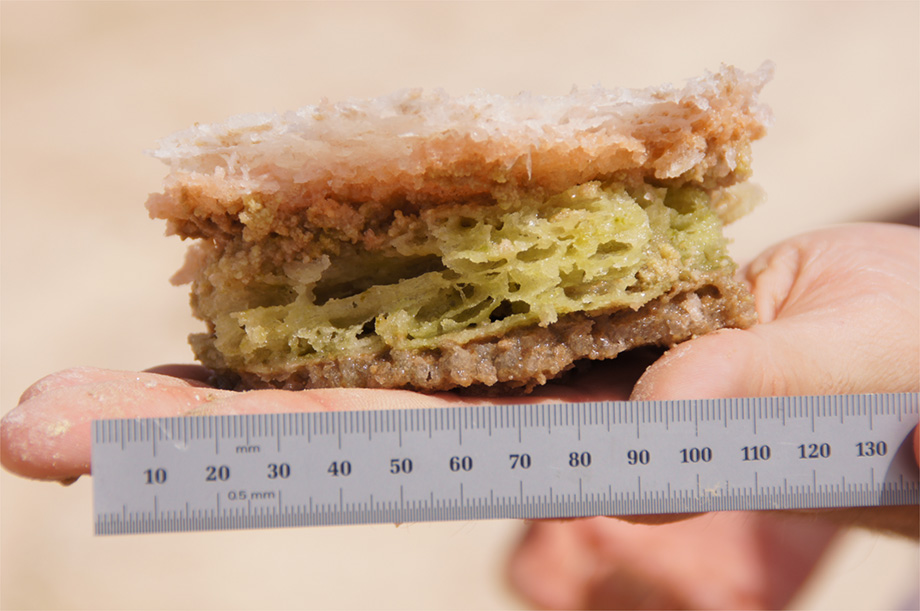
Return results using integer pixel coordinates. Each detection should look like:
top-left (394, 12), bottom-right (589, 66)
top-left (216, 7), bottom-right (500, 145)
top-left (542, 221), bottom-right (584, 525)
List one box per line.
top-left (192, 182), bottom-right (733, 370)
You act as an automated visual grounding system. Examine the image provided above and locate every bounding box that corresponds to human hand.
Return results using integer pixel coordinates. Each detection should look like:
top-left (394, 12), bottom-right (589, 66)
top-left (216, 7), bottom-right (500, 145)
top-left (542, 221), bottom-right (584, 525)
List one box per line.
top-left (0, 344), bottom-right (653, 482)
top-left (630, 222), bottom-right (920, 534)
top-left (2, 223), bottom-right (917, 610)
top-left (3, 224), bottom-right (916, 502)
top-left (508, 222), bottom-right (919, 609)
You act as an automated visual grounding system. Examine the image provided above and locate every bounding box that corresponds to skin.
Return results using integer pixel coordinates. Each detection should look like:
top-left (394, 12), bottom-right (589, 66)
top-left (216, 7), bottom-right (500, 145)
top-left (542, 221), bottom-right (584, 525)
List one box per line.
top-left (2, 222), bottom-right (918, 609)
top-left (507, 223), bottom-right (919, 609)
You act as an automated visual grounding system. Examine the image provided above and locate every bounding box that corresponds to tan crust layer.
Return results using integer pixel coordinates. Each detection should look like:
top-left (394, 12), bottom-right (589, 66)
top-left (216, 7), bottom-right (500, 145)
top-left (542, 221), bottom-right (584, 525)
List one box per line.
top-left (204, 272), bottom-right (756, 393)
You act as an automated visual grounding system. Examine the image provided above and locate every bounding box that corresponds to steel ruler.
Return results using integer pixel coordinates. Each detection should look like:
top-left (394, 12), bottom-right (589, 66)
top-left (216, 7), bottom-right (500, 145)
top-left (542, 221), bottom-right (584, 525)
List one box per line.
top-left (92, 393), bottom-right (919, 535)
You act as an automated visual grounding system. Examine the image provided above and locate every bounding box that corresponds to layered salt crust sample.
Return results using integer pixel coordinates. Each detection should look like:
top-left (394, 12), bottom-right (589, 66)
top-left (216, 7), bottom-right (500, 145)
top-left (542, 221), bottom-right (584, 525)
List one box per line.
top-left (148, 64), bottom-right (771, 392)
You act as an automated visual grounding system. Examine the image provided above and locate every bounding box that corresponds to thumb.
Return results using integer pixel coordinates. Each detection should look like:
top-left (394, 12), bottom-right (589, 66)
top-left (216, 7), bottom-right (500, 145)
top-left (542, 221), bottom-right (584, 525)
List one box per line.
top-left (632, 223), bottom-right (919, 401)
top-left (630, 327), bottom-right (783, 400)
top-left (629, 295), bottom-right (904, 399)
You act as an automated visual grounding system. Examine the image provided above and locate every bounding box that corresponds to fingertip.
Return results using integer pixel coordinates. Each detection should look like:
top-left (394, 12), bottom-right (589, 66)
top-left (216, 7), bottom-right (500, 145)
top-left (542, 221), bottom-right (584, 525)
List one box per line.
top-left (3, 370), bottom-right (230, 482)
top-left (1, 397), bottom-right (89, 481)
top-left (0, 409), bottom-right (28, 477)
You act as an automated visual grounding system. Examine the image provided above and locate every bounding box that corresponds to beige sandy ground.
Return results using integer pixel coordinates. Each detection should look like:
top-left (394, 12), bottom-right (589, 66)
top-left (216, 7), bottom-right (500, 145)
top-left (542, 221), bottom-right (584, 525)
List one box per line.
top-left (1, 2), bottom-right (918, 609)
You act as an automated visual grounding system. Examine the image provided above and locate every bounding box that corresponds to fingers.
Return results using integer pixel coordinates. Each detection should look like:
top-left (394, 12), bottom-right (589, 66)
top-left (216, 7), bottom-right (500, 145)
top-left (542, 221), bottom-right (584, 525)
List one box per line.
top-left (2, 343), bottom-right (651, 484)
top-left (508, 513), bottom-right (839, 610)
top-left (0, 368), bottom-right (463, 482)
top-left (632, 223), bottom-right (920, 400)
top-left (5, 363), bottom-right (632, 483)
top-left (627, 223), bottom-right (920, 537)
top-left (3, 369), bottom-right (229, 481)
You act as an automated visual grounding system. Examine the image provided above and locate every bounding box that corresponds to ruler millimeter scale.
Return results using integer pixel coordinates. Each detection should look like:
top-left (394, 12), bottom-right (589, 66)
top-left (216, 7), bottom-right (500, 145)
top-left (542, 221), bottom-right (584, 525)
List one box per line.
top-left (92, 393), bottom-right (919, 535)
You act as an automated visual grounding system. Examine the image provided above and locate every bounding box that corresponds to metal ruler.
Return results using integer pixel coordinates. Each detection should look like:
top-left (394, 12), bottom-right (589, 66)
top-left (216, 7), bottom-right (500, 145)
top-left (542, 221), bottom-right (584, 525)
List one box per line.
top-left (92, 393), bottom-right (919, 535)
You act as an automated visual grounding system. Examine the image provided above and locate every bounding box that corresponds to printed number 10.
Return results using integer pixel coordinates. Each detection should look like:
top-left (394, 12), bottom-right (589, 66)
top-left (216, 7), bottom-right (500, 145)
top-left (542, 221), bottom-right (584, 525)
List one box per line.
top-left (144, 468), bottom-right (167, 484)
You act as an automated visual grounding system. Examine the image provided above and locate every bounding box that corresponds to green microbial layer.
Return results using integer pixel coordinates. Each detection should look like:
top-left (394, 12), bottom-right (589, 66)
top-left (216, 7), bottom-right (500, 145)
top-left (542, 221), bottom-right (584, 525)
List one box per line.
top-left (193, 182), bottom-right (733, 369)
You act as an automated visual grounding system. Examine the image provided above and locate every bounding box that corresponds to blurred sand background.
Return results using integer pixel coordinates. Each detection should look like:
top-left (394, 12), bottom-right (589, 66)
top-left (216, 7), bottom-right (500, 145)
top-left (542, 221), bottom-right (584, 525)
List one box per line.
top-left (1, 2), bottom-right (918, 609)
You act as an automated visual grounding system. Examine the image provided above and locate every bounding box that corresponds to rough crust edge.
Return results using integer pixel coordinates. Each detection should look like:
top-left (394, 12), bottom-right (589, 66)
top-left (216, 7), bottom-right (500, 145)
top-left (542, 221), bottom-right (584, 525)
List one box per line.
top-left (146, 63), bottom-right (773, 240)
top-left (204, 273), bottom-right (756, 393)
